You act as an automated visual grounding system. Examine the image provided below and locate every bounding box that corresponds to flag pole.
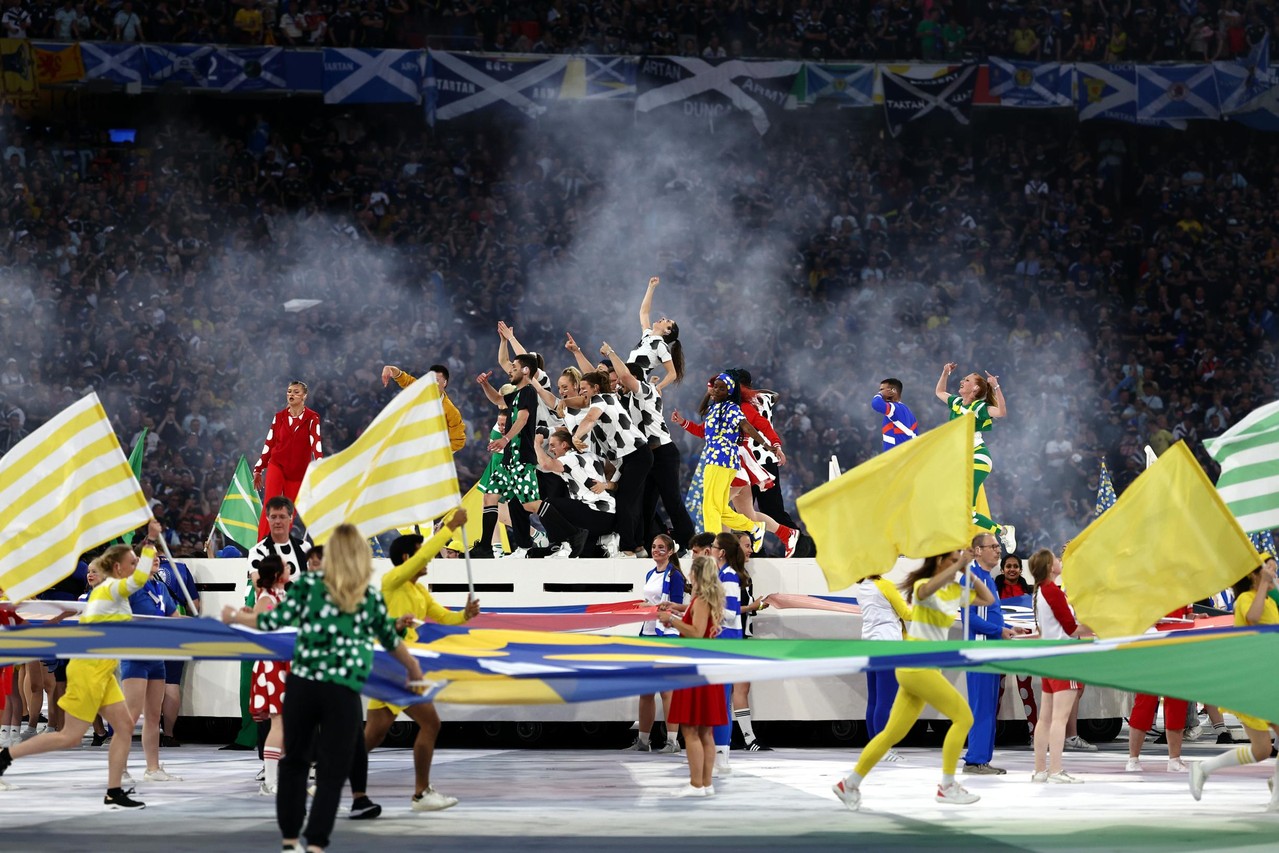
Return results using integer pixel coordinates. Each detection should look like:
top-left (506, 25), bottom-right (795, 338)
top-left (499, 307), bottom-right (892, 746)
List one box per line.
top-left (155, 535), bottom-right (201, 616)
top-left (460, 521), bottom-right (475, 603)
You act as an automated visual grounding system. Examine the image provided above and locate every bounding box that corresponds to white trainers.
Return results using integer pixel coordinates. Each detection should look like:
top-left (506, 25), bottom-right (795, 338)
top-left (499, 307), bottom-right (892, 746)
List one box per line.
top-left (258, 781), bottom-right (277, 796)
top-left (597, 532), bottom-right (620, 558)
top-left (655, 741), bottom-right (680, 754)
top-left (672, 783), bottom-right (707, 798)
top-left (1124, 758), bottom-right (1143, 772)
top-left (998, 524), bottom-right (1017, 554)
top-left (502, 547), bottom-right (529, 559)
top-left (1189, 762), bottom-right (1206, 801)
top-left (491, 544), bottom-right (505, 558)
top-left (143, 766), bottom-right (183, 782)
top-left (832, 778), bottom-right (861, 811)
top-left (882, 750), bottom-right (905, 763)
top-left (1046, 771), bottom-right (1083, 784)
top-left (1184, 725), bottom-right (1203, 741)
top-left (121, 770), bottom-right (135, 784)
top-left (255, 766), bottom-right (266, 782)
top-left (620, 739), bottom-right (652, 752)
top-left (935, 781), bottom-right (980, 804)
top-left (1167, 758), bottom-right (1189, 772)
top-left (713, 752), bottom-right (732, 777)
top-left (703, 784), bottom-right (715, 797)
top-left (1064, 735), bottom-right (1097, 752)
top-left (531, 529), bottom-right (550, 548)
top-left (547, 541), bottom-right (573, 559)
top-left (1031, 770), bottom-right (1049, 783)
top-left (411, 786), bottom-right (459, 811)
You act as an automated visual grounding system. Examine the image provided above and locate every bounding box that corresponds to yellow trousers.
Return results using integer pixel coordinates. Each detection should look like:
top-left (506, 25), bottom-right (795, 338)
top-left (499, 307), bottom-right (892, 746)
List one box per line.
top-left (701, 464), bottom-right (756, 534)
top-left (854, 668), bottom-right (973, 778)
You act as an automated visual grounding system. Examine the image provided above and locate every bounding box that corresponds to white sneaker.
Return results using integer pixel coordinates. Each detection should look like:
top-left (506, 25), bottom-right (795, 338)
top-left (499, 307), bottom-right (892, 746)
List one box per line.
top-left (143, 766), bottom-right (183, 782)
top-left (597, 533), bottom-right (620, 558)
top-left (672, 783), bottom-right (707, 798)
top-left (121, 770), bottom-right (134, 784)
top-left (502, 547), bottom-right (529, 559)
top-left (1046, 771), bottom-right (1083, 784)
top-left (1167, 758), bottom-right (1189, 772)
top-left (1064, 735), bottom-right (1097, 752)
top-left (258, 781), bottom-right (277, 796)
top-left (634, 547), bottom-right (649, 559)
top-left (547, 541), bottom-right (573, 559)
top-left (1031, 771), bottom-right (1049, 783)
top-left (1184, 726), bottom-right (1203, 741)
top-left (531, 529), bottom-right (550, 548)
top-left (1189, 762), bottom-right (1206, 801)
top-left (713, 752), bottom-right (732, 777)
top-left (882, 750), bottom-right (905, 763)
top-left (832, 778), bottom-right (861, 811)
top-left (703, 784), bottom-right (715, 797)
top-left (255, 766), bottom-right (266, 782)
top-left (18, 728), bottom-right (40, 742)
top-left (655, 741), bottom-right (680, 754)
top-left (620, 739), bottom-right (652, 752)
top-left (936, 781), bottom-right (980, 804)
top-left (491, 544), bottom-right (505, 558)
top-left (1125, 758), bottom-right (1143, 772)
top-left (998, 524), bottom-right (1017, 554)
top-left (411, 786), bottom-right (459, 811)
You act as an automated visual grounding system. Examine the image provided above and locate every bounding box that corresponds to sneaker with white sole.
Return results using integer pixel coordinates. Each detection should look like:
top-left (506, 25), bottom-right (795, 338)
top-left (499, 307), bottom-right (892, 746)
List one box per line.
top-left (258, 782), bottom-right (277, 796)
top-left (655, 741), bottom-right (680, 754)
top-left (349, 795), bottom-right (382, 819)
top-left (749, 522), bottom-right (765, 553)
top-left (531, 529), bottom-right (550, 548)
top-left (255, 766), bottom-right (266, 782)
top-left (1124, 758), bottom-right (1143, 772)
top-left (936, 781), bottom-right (980, 804)
top-left (1031, 771), bottom-right (1049, 783)
top-left (1189, 762), bottom-right (1206, 801)
top-left (832, 778), bottom-right (861, 811)
top-left (121, 770), bottom-right (134, 785)
top-left (1184, 726), bottom-right (1202, 741)
top-left (1046, 771), bottom-right (1083, 784)
top-left (104, 787), bottom-right (146, 809)
top-left (491, 544), bottom-right (505, 558)
top-left (1167, 758), bottom-right (1189, 772)
top-left (143, 766), bottom-right (183, 782)
top-left (882, 750), bottom-right (905, 763)
top-left (620, 739), bottom-right (652, 752)
top-left (713, 753), bottom-right (732, 777)
top-left (502, 547), bottom-right (529, 559)
top-left (547, 541), bottom-right (573, 559)
top-left (0, 778), bottom-right (14, 791)
top-left (1064, 735), bottom-right (1097, 752)
top-left (703, 784), bottom-right (715, 797)
top-left (597, 532), bottom-right (620, 558)
top-left (781, 526), bottom-right (799, 558)
top-left (672, 783), bottom-right (707, 798)
top-left (998, 524), bottom-right (1017, 555)
top-left (411, 786), bottom-right (458, 812)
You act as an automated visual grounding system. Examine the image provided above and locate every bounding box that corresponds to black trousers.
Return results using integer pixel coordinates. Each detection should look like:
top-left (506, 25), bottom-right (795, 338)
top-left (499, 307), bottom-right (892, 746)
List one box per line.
top-left (541, 497), bottom-right (616, 540)
top-left (752, 460), bottom-right (797, 529)
top-left (278, 674), bottom-right (361, 850)
top-left (611, 445), bottom-right (653, 551)
top-left (643, 441), bottom-right (696, 548)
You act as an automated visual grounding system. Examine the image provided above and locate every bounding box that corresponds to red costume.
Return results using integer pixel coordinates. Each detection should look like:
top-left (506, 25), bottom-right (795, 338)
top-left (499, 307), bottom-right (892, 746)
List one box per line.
top-left (666, 599), bottom-right (729, 727)
top-left (254, 406), bottom-right (323, 538)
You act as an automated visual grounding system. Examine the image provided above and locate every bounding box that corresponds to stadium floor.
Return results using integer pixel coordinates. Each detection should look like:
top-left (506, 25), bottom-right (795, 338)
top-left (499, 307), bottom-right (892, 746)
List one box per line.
top-left (2, 736), bottom-right (1275, 852)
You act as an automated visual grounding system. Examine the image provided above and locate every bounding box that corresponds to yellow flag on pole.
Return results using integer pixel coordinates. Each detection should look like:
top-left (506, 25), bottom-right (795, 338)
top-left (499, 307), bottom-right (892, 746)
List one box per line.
top-left (1062, 441), bottom-right (1262, 638)
top-left (797, 414), bottom-right (975, 591)
top-left (0, 393), bottom-right (151, 601)
top-left (295, 372), bottom-right (461, 545)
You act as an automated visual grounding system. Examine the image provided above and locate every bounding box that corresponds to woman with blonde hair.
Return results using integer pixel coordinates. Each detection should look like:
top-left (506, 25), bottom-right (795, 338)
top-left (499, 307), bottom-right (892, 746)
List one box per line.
top-left (1029, 547), bottom-right (1088, 784)
top-left (659, 555), bottom-right (726, 797)
top-left (224, 524), bottom-right (425, 853)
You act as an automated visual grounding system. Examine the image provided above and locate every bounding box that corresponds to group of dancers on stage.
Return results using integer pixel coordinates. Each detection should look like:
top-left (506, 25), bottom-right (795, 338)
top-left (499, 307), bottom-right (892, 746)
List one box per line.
top-left (3, 275), bottom-right (1279, 852)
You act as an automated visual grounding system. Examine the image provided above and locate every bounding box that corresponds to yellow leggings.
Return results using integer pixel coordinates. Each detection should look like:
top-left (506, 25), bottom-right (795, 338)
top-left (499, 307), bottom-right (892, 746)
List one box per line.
top-left (701, 463), bottom-right (756, 534)
top-left (854, 668), bottom-right (973, 778)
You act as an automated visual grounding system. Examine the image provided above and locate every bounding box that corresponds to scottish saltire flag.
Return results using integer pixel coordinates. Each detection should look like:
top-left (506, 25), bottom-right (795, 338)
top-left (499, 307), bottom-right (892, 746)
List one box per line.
top-left (559, 56), bottom-right (637, 100)
top-left (80, 42), bottom-right (145, 85)
top-left (987, 57), bottom-right (1069, 107)
top-left (0, 394), bottom-right (151, 602)
top-left (791, 63), bottom-right (874, 107)
top-left (1137, 64), bottom-right (1220, 120)
top-left (295, 371), bottom-right (460, 544)
top-left (205, 46), bottom-right (287, 93)
top-left (1095, 459), bottom-right (1117, 516)
top-left (143, 44), bottom-right (215, 87)
top-left (427, 51), bottom-right (569, 123)
top-left (1204, 400), bottom-right (1279, 534)
top-left (635, 56), bottom-right (801, 135)
top-left (1074, 63), bottom-right (1185, 127)
top-left (1216, 32), bottom-right (1272, 113)
top-left (323, 47), bottom-right (425, 104)
top-left (214, 456), bottom-right (263, 552)
top-left (880, 65), bottom-right (977, 137)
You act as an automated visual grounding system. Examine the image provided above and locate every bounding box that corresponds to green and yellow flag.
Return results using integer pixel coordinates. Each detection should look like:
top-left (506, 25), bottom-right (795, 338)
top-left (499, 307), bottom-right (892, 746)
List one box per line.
top-left (214, 455), bottom-right (263, 552)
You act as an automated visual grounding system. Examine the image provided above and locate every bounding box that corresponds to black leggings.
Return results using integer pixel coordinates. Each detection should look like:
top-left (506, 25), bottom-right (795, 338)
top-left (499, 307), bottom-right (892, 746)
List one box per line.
top-left (611, 445), bottom-right (653, 551)
top-left (643, 441), bottom-right (696, 548)
top-left (279, 674), bottom-right (361, 850)
top-left (753, 460), bottom-right (797, 529)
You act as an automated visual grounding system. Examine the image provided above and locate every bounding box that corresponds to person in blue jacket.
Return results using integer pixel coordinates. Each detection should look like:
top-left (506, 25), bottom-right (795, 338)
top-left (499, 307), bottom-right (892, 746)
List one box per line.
top-left (871, 378), bottom-right (918, 452)
top-left (960, 531), bottom-right (1016, 775)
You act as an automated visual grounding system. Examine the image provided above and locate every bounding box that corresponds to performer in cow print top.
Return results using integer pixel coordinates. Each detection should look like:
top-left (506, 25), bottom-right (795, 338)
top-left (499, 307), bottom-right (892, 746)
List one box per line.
top-left (248, 495), bottom-right (310, 581)
top-left (569, 370), bottom-right (653, 557)
top-left (528, 429), bottom-right (620, 558)
top-left (602, 342), bottom-right (696, 552)
top-left (624, 276), bottom-right (684, 392)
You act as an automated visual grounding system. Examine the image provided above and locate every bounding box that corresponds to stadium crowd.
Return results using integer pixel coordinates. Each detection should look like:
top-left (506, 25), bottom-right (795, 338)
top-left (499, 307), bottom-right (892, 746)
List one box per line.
top-left (0, 94), bottom-right (1275, 556)
top-left (1, 0), bottom-right (1274, 62)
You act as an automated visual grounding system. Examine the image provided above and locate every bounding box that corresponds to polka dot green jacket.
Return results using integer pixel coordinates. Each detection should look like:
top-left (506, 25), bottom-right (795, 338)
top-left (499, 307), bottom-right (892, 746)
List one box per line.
top-left (256, 571), bottom-right (404, 692)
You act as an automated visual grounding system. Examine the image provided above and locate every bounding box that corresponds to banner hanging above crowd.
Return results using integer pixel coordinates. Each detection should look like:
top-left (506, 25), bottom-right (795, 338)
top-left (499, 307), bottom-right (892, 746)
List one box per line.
top-left (986, 57), bottom-right (1071, 108)
top-left (635, 56), bottom-right (801, 135)
top-left (426, 51), bottom-right (569, 123)
top-left (881, 64), bottom-right (976, 137)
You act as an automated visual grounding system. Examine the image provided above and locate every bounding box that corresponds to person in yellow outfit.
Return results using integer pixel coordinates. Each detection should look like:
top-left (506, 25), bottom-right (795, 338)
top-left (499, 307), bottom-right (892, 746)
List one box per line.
top-left (1189, 557), bottom-right (1279, 811)
top-left (381, 363), bottom-right (467, 452)
top-left (0, 544), bottom-right (158, 808)
top-left (832, 547), bottom-right (993, 811)
top-left (359, 508), bottom-right (479, 811)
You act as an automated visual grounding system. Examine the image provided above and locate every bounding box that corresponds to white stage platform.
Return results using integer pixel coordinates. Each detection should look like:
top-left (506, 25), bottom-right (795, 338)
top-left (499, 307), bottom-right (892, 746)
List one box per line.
top-left (2, 735), bottom-right (1275, 852)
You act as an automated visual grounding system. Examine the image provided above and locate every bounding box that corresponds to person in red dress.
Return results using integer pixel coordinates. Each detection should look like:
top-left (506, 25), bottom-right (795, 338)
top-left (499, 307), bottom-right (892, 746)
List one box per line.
top-left (658, 555), bottom-right (728, 798)
top-left (248, 556), bottom-right (291, 796)
top-left (253, 380), bottom-right (323, 539)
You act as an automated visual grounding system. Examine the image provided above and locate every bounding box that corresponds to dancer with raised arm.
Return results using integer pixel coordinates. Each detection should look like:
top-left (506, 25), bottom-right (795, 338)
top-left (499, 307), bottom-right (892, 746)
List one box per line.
top-left (935, 363), bottom-right (1014, 551)
top-left (626, 276), bottom-right (684, 392)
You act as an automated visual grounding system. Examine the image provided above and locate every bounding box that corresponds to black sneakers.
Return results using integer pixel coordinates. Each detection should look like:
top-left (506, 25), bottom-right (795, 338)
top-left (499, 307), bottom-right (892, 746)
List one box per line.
top-left (349, 795), bottom-right (382, 820)
top-left (105, 787), bottom-right (146, 809)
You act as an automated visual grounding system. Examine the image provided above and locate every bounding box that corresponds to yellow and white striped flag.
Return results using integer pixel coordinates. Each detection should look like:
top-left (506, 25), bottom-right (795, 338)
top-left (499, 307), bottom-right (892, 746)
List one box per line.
top-left (0, 393), bottom-right (152, 602)
top-left (295, 372), bottom-right (460, 545)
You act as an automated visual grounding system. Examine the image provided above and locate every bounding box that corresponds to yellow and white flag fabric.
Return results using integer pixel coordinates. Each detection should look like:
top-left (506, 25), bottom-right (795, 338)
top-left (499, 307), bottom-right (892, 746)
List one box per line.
top-left (295, 371), bottom-right (460, 545)
top-left (0, 393), bottom-right (151, 601)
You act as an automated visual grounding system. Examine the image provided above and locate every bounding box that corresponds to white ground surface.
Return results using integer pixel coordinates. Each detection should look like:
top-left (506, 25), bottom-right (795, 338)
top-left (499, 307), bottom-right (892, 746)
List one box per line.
top-left (2, 734), bottom-right (1276, 852)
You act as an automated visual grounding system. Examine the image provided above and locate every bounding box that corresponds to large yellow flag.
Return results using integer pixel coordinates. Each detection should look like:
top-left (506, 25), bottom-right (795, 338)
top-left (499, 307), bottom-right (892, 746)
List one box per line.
top-left (797, 414), bottom-right (974, 591)
top-left (295, 372), bottom-right (460, 545)
top-left (0, 394), bottom-right (151, 601)
top-left (1063, 441), bottom-right (1261, 638)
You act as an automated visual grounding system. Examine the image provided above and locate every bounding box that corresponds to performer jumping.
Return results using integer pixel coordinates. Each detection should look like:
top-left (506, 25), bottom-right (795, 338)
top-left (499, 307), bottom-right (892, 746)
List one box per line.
top-left (253, 380), bottom-right (323, 540)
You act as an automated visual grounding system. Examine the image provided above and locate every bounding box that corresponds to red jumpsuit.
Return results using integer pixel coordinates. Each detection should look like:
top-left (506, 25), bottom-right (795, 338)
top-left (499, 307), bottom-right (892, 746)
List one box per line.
top-left (253, 407), bottom-right (323, 538)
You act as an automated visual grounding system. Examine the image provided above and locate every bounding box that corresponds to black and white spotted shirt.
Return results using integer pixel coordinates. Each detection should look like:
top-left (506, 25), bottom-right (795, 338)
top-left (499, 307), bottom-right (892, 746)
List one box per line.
top-left (744, 390), bottom-right (781, 467)
top-left (625, 329), bottom-right (672, 379)
top-left (622, 380), bottom-right (671, 447)
top-left (248, 535), bottom-right (311, 581)
top-left (585, 393), bottom-right (647, 462)
top-left (558, 449), bottom-right (616, 514)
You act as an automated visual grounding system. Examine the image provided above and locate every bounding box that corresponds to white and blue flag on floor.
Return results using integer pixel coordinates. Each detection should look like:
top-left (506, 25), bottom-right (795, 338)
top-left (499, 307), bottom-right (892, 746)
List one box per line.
top-left (81, 42), bottom-right (145, 85)
top-left (792, 63), bottom-right (874, 107)
top-left (205, 47), bottom-right (288, 93)
top-left (426, 51), bottom-right (569, 124)
top-left (143, 44), bottom-right (215, 87)
top-left (987, 57), bottom-right (1069, 107)
top-left (1137, 63), bottom-right (1220, 121)
top-left (323, 48), bottom-right (425, 104)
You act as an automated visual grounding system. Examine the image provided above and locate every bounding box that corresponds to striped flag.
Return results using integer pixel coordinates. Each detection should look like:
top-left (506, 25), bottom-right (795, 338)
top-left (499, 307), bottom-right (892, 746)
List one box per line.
top-left (0, 393), bottom-right (152, 601)
top-left (295, 372), bottom-right (460, 545)
top-left (214, 455), bottom-right (263, 551)
top-left (1203, 400), bottom-right (1279, 533)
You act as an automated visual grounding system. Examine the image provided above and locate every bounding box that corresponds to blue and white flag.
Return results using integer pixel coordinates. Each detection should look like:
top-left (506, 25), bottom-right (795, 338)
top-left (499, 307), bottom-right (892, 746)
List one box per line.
top-left (880, 64), bottom-right (976, 137)
top-left (635, 56), bottom-right (801, 135)
top-left (1216, 33), bottom-right (1272, 113)
top-left (560, 55), bottom-right (637, 100)
top-left (793, 63), bottom-right (874, 107)
top-left (1075, 63), bottom-right (1185, 128)
top-left (323, 48), bottom-right (425, 105)
top-left (1137, 63), bottom-right (1220, 121)
top-left (143, 44), bottom-right (215, 88)
top-left (80, 42), bottom-right (145, 85)
top-left (206, 47), bottom-right (288, 93)
top-left (427, 51), bottom-right (569, 124)
top-left (988, 57), bottom-right (1069, 108)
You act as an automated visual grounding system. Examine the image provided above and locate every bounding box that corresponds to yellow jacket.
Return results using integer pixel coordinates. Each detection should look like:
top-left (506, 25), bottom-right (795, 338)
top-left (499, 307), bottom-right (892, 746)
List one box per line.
top-left (395, 370), bottom-right (466, 452)
top-left (381, 526), bottom-right (467, 643)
